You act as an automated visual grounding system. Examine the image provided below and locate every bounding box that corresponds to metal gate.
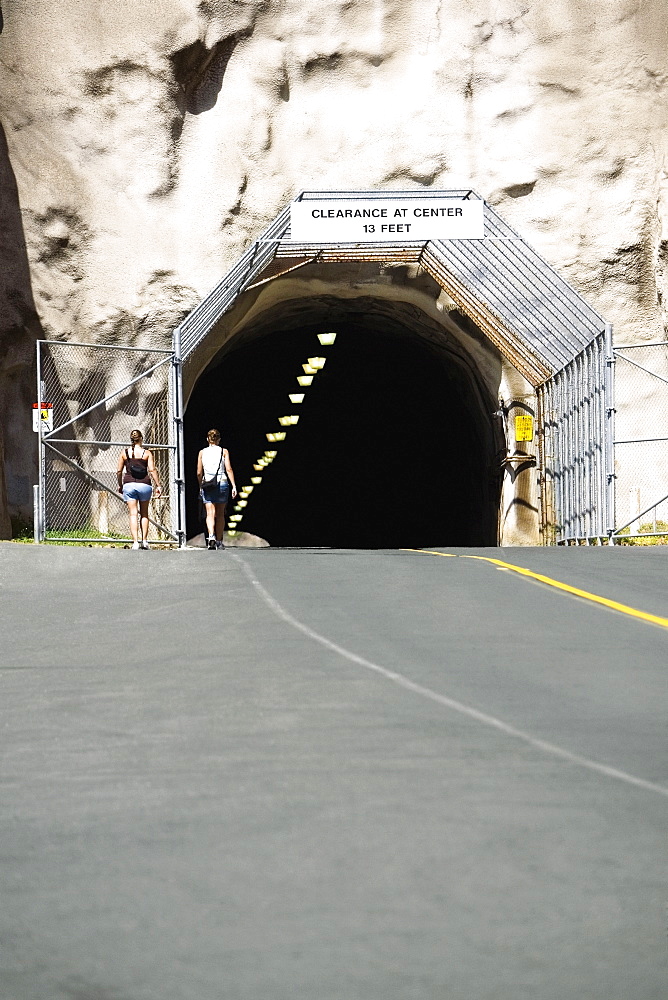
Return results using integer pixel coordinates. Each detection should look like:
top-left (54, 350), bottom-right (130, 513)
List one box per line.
top-left (611, 340), bottom-right (668, 543)
top-left (537, 326), bottom-right (614, 544)
top-left (35, 338), bottom-right (186, 546)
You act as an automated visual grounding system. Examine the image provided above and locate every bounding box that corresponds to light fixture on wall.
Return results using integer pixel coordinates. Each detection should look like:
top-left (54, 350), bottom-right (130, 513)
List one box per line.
top-left (229, 333), bottom-right (338, 539)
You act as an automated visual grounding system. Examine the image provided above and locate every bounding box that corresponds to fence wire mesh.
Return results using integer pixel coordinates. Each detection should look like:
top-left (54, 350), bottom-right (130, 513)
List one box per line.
top-left (613, 342), bottom-right (668, 542)
top-left (38, 341), bottom-right (178, 544)
top-left (538, 335), bottom-right (608, 543)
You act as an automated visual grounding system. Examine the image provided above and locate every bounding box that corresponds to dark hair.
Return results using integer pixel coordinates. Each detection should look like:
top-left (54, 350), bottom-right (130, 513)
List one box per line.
top-left (207, 428), bottom-right (221, 443)
top-left (130, 429), bottom-right (143, 443)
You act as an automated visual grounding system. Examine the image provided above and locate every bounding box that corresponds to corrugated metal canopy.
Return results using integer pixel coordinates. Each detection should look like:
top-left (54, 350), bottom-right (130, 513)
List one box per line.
top-left (177, 190), bottom-right (606, 385)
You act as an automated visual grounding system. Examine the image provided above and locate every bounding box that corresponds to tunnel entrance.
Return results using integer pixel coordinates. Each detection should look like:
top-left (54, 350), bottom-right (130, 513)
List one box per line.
top-left (177, 191), bottom-right (611, 547)
top-left (185, 309), bottom-right (500, 548)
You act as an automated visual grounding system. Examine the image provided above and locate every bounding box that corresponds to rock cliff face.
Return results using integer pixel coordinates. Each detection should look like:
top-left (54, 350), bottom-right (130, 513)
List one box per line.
top-left (1, 0), bottom-right (667, 535)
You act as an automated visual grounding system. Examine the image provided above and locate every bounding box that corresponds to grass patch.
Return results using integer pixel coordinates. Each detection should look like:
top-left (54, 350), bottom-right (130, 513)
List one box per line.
top-left (43, 526), bottom-right (129, 547)
top-left (615, 521), bottom-right (668, 545)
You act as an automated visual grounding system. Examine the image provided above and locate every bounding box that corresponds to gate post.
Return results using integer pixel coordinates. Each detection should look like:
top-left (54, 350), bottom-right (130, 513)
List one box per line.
top-left (35, 341), bottom-right (45, 543)
top-left (604, 322), bottom-right (616, 539)
top-left (172, 327), bottom-right (187, 548)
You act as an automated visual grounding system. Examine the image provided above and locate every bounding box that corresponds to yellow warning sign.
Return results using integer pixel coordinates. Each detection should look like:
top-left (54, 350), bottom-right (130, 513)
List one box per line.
top-left (32, 402), bottom-right (53, 432)
top-left (515, 414), bottom-right (534, 442)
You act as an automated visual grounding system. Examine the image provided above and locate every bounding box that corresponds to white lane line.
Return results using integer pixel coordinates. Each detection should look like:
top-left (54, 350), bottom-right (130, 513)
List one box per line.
top-left (232, 552), bottom-right (668, 800)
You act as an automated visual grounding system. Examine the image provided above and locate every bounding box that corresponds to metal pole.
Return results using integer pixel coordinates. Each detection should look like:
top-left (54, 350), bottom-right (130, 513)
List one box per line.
top-left (596, 337), bottom-right (608, 536)
top-left (172, 326), bottom-right (187, 548)
top-left (604, 323), bottom-right (616, 539)
top-left (598, 337), bottom-right (606, 536)
top-left (573, 354), bottom-right (587, 538)
top-left (33, 485), bottom-right (40, 544)
top-left (35, 342), bottom-right (45, 542)
top-left (584, 349), bottom-right (592, 538)
top-left (564, 367), bottom-right (571, 539)
top-left (536, 385), bottom-right (546, 543)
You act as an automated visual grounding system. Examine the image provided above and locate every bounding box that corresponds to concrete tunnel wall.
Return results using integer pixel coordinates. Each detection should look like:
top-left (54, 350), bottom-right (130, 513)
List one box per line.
top-left (182, 261), bottom-right (540, 547)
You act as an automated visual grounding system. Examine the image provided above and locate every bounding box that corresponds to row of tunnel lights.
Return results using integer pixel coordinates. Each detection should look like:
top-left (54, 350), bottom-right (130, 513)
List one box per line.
top-left (226, 331), bottom-right (338, 537)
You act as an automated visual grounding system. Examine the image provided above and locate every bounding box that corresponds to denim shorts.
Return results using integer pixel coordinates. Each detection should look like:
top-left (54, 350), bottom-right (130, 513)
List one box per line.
top-left (123, 482), bottom-right (153, 502)
top-left (200, 482), bottom-right (229, 504)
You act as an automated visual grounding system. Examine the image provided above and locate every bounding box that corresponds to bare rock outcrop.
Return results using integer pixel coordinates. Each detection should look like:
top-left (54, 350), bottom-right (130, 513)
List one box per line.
top-left (1, 1), bottom-right (667, 534)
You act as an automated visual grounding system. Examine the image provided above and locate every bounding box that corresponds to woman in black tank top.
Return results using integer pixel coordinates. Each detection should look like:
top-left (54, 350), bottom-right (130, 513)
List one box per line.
top-left (116, 429), bottom-right (162, 549)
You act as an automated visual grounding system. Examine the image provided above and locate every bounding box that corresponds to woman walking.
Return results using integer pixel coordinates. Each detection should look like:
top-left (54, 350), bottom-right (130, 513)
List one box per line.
top-left (197, 428), bottom-right (237, 549)
top-left (117, 429), bottom-right (161, 549)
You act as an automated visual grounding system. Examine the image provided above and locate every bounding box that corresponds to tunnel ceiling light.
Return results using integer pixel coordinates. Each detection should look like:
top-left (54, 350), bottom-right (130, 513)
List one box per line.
top-left (232, 338), bottom-right (336, 535)
top-left (227, 530), bottom-right (238, 537)
top-left (235, 336), bottom-right (331, 533)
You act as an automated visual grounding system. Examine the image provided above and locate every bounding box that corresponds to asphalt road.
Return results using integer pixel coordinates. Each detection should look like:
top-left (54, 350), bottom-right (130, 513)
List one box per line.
top-left (1, 542), bottom-right (667, 1000)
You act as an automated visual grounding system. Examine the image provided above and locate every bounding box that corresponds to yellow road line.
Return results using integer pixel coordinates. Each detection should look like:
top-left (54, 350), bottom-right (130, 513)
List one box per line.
top-left (405, 549), bottom-right (668, 630)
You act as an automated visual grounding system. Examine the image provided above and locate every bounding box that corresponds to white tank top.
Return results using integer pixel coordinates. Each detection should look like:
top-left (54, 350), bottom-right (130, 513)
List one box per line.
top-left (201, 445), bottom-right (228, 483)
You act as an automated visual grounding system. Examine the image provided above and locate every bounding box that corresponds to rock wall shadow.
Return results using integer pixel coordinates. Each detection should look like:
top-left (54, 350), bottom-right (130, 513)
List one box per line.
top-left (0, 119), bottom-right (44, 535)
top-left (171, 34), bottom-right (246, 115)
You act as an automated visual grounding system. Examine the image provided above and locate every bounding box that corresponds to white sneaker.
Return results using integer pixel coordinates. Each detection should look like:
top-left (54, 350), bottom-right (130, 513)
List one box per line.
top-left (131, 541), bottom-right (140, 549)
top-left (141, 540), bottom-right (149, 549)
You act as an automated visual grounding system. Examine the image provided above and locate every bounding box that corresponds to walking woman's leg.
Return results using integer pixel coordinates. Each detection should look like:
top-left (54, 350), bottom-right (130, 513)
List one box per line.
top-left (205, 502), bottom-right (216, 538)
top-left (127, 499), bottom-right (139, 542)
top-left (215, 502), bottom-right (226, 541)
top-left (139, 500), bottom-right (150, 542)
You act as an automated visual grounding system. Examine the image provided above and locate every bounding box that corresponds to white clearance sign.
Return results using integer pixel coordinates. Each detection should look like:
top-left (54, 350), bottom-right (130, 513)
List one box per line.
top-left (290, 198), bottom-right (484, 243)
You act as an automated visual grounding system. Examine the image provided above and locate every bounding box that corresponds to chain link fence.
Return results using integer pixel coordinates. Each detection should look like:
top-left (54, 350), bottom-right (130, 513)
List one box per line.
top-left (37, 340), bottom-right (184, 545)
top-left (612, 342), bottom-right (668, 543)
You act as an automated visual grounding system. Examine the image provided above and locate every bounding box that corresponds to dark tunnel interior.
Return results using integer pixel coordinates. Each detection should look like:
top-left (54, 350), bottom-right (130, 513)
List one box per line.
top-left (185, 316), bottom-right (501, 548)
